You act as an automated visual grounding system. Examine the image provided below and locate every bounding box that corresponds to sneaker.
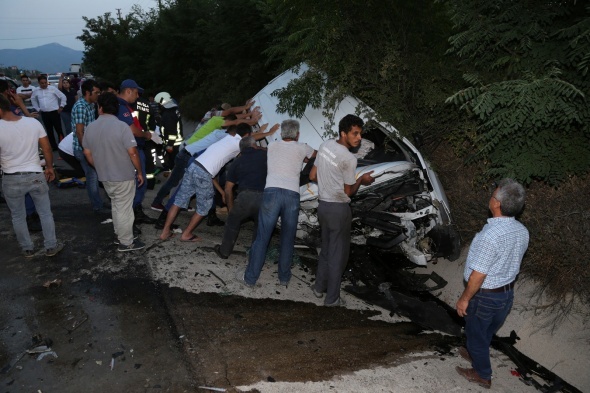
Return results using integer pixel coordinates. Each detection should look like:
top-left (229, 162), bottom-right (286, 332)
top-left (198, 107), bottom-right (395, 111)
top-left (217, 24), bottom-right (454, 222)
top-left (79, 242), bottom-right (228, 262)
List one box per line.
top-left (213, 244), bottom-right (228, 259)
top-left (325, 297), bottom-right (346, 307)
top-left (113, 235), bottom-right (139, 245)
top-left (279, 281), bottom-right (289, 288)
top-left (150, 203), bottom-right (165, 212)
top-left (45, 242), bottom-right (64, 257)
top-left (311, 285), bottom-right (324, 298)
top-left (455, 366), bottom-right (491, 389)
top-left (118, 240), bottom-right (146, 252)
top-left (134, 205), bottom-right (157, 224)
top-left (234, 270), bottom-right (255, 288)
top-left (23, 249), bottom-right (35, 258)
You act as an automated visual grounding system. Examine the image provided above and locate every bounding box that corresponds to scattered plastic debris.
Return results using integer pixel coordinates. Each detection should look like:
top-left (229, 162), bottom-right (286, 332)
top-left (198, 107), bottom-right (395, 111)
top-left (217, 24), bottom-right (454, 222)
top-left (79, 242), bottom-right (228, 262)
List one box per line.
top-left (96, 360), bottom-right (102, 366)
top-left (207, 270), bottom-right (226, 286)
top-left (198, 387), bottom-right (226, 392)
top-left (36, 351), bottom-right (57, 361)
top-left (172, 227), bottom-right (182, 233)
top-left (110, 357), bottom-right (115, 370)
top-left (101, 218), bottom-right (113, 224)
top-left (42, 279), bottom-right (62, 288)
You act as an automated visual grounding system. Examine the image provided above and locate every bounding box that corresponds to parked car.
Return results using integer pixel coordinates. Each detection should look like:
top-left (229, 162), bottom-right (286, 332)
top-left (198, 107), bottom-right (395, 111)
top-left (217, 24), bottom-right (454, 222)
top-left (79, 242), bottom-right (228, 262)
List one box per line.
top-left (47, 74), bottom-right (60, 86)
top-left (0, 75), bottom-right (19, 92)
top-left (252, 65), bottom-right (460, 266)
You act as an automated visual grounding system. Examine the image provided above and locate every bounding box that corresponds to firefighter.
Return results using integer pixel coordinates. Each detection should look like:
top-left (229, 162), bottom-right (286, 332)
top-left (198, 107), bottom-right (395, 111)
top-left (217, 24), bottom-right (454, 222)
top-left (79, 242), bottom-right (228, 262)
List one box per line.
top-left (154, 92), bottom-right (183, 170)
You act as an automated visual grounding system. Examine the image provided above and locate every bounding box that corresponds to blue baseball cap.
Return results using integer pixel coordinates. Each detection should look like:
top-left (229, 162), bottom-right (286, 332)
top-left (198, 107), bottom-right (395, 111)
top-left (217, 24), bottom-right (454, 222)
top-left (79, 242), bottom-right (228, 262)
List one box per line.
top-left (120, 79), bottom-right (144, 93)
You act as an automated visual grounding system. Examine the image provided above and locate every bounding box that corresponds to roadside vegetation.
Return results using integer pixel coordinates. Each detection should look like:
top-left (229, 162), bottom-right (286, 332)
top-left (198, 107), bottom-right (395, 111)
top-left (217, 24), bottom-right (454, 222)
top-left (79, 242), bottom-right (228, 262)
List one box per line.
top-left (77, 0), bottom-right (590, 322)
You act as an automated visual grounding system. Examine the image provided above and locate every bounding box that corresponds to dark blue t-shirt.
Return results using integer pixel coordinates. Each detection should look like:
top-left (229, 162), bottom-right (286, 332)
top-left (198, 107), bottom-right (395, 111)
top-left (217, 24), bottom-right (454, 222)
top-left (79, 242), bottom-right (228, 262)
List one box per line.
top-left (117, 96), bottom-right (145, 147)
top-left (226, 147), bottom-right (267, 192)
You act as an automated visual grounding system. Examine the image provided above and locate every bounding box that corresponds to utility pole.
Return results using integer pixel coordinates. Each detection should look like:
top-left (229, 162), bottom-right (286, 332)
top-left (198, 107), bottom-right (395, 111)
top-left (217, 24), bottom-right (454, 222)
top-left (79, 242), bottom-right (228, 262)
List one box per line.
top-left (116, 8), bottom-right (122, 19)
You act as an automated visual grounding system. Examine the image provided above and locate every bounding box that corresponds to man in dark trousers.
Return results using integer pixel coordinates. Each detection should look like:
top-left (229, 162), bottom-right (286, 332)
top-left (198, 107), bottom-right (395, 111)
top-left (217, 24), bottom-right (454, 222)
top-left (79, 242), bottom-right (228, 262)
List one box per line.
top-left (31, 74), bottom-right (66, 150)
top-left (213, 136), bottom-right (267, 259)
top-left (455, 178), bottom-right (529, 389)
top-left (310, 114), bottom-right (374, 306)
top-left (117, 79), bottom-right (156, 225)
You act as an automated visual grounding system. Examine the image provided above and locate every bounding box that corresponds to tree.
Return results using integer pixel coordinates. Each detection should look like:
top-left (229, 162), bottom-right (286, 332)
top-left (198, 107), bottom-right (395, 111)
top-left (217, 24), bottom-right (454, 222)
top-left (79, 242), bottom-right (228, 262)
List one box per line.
top-left (444, 0), bottom-right (590, 184)
top-left (261, 0), bottom-right (462, 144)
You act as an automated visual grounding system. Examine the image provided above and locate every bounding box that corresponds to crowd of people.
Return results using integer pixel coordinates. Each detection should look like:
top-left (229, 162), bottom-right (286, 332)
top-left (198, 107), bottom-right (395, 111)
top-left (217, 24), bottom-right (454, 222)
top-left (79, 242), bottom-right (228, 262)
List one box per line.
top-left (0, 73), bottom-right (530, 389)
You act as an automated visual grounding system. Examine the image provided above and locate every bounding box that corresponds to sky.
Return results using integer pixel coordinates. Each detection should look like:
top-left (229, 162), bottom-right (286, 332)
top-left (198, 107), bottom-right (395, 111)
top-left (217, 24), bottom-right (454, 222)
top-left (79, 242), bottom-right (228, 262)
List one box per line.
top-left (0, 0), bottom-right (157, 51)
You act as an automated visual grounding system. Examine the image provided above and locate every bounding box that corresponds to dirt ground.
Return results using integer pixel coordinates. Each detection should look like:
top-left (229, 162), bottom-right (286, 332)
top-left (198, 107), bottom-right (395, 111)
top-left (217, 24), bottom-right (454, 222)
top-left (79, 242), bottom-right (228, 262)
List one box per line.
top-left (0, 159), bottom-right (556, 392)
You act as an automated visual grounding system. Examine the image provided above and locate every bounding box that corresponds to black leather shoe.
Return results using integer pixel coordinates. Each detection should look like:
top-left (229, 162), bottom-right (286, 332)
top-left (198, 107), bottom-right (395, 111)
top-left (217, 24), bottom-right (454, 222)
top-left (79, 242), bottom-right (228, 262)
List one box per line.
top-left (206, 214), bottom-right (224, 227)
top-left (213, 244), bottom-right (228, 259)
top-left (134, 205), bottom-right (157, 224)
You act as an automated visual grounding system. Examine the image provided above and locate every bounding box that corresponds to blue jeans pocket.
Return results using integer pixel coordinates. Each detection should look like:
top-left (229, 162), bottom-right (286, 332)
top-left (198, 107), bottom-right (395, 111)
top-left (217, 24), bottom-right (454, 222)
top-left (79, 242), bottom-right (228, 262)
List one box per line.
top-left (475, 297), bottom-right (507, 321)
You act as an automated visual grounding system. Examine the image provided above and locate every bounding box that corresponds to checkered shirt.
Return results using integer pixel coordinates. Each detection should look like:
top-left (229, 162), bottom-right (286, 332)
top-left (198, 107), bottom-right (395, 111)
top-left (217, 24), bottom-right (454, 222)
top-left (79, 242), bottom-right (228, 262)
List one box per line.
top-left (71, 98), bottom-right (96, 151)
top-left (464, 217), bottom-right (529, 289)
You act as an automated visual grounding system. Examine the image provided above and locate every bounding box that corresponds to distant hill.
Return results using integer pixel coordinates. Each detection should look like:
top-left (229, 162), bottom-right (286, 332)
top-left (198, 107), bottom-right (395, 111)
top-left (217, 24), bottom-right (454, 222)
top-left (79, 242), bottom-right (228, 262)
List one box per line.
top-left (0, 43), bottom-right (83, 74)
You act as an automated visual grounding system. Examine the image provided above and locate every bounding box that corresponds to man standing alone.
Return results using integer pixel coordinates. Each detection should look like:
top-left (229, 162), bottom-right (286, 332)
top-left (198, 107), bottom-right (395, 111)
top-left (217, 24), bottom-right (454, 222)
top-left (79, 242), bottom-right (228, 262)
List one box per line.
top-left (31, 75), bottom-right (66, 151)
top-left (455, 178), bottom-right (529, 389)
top-left (0, 95), bottom-right (63, 257)
top-left (83, 92), bottom-right (145, 252)
top-left (309, 114), bottom-right (374, 306)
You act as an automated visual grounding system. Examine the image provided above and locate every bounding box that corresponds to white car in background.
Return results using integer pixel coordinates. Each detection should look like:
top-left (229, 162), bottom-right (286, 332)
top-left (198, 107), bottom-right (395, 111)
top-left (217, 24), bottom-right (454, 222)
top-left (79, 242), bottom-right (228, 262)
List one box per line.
top-left (47, 74), bottom-right (61, 86)
top-left (252, 65), bottom-right (460, 266)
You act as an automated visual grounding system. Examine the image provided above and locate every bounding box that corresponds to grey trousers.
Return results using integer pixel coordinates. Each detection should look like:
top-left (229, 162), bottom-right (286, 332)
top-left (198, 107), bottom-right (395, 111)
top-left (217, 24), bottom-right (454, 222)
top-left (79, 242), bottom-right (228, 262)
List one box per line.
top-left (313, 201), bottom-right (352, 305)
top-left (219, 189), bottom-right (263, 257)
top-left (103, 180), bottom-right (135, 246)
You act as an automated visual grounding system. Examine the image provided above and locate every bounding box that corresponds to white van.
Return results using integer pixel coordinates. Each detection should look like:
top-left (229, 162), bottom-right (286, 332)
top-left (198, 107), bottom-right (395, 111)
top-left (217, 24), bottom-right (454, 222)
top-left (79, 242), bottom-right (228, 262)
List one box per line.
top-left (252, 65), bottom-right (460, 266)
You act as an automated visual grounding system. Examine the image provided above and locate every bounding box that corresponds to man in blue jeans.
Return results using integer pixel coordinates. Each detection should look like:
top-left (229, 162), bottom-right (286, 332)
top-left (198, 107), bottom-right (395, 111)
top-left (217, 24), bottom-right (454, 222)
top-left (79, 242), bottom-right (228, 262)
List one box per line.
top-left (71, 79), bottom-right (106, 214)
top-left (455, 178), bottom-right (529, 389)
top-left (0, 94), bottom-right (63, 257)
top-left (238, 120), bottom-right (316, 288)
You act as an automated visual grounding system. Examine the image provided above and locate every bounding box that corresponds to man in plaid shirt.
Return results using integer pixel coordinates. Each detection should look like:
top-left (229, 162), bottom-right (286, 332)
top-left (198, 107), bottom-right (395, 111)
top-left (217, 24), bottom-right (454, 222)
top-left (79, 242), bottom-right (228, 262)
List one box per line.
top-left (455, 178), bottom-right (529, 389)
top-left (71, 80), bottom-right (107, 214)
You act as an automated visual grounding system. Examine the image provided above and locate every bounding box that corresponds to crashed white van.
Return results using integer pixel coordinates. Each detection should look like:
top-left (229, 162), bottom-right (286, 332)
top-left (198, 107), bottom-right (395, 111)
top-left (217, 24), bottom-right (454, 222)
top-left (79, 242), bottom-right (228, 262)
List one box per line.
top-left (252, 66), bottom-right (459, 266)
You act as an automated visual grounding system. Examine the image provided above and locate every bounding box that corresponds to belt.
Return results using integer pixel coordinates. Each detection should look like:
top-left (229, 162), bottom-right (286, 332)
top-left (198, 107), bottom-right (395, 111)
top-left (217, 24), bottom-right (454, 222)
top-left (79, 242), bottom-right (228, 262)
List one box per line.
top-left (193, 160), bottom-right (211, 176)
top-left (479, 281), bottom-right (515, 293)
top-left (3, 171), bottom-right (42, 175)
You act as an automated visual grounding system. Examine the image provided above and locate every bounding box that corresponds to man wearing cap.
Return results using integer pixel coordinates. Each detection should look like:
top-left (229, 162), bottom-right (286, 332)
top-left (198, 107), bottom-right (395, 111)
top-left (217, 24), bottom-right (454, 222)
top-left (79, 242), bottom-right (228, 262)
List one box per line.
top-left (117, 79), bottom-right (156, 225)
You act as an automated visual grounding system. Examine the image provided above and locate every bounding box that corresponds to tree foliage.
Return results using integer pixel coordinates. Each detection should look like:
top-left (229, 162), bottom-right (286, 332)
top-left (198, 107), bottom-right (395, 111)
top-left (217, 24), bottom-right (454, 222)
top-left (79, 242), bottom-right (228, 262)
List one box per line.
top-left (443, 0), bottom-right (590, 185)
top-left (78, 0), bottom-right (279, 118)
top-left (260, 0), bottom-right (463, 143)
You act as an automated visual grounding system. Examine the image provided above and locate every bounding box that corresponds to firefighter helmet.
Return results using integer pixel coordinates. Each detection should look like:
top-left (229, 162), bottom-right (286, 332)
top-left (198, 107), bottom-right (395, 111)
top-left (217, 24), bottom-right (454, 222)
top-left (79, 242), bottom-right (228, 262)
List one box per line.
top-left (154, 92), bottom-right (177, 108)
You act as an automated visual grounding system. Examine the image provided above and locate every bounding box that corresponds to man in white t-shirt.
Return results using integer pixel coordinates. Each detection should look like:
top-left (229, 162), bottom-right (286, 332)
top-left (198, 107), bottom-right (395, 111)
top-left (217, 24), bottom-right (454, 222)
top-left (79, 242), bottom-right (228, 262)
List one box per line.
top-left (0, 94), bottom-right (64, 258)
top-left (239, 120), bottom-right (316, 288)
top-left (309, 114), bottom-right (374, 306)
top-left (16, 75), bottom-right (37, 113)
top-left (158, 123), bottom-right (253, 242)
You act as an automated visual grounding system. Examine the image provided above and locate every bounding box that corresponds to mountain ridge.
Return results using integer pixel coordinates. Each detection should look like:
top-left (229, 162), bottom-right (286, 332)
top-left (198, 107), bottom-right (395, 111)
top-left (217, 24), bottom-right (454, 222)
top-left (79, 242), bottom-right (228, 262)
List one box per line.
top-left (0, 43), bottom-right (83, 74)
